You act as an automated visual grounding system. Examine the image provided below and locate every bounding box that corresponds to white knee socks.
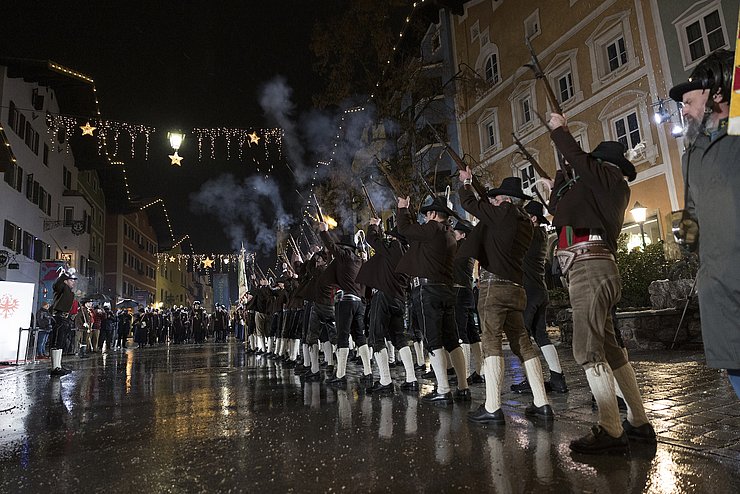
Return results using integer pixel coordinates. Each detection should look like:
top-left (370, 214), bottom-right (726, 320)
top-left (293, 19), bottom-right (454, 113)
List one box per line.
top-left (429, 350), bottom-right (451, 394)
top-left (586, 363), bottom-right (622, 437)
top-left (375, 348), bottom-right (392, 386)
top-left (524, 358), bottom-right (549, 407)
top-left (449, 347), bottom-right (469, 390)
top-left (358, 344), bottom-right (372, 375)
top-left (399, 346), bottom-right (417, 383)
top-left (336, 347), bottom-right (349, 378)
top-left (483, 356), bottom-right (505, 413)
top-left (540, 345), bottom-right (562, 374)
top-left (612, 363), bottom-right (650, 426)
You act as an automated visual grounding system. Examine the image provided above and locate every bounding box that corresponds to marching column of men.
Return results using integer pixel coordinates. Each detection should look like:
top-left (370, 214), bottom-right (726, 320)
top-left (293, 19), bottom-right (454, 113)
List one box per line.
top-left (233, 111), bottom-right (657, 456)
top-left (45, 115), bottom-right (659, 457)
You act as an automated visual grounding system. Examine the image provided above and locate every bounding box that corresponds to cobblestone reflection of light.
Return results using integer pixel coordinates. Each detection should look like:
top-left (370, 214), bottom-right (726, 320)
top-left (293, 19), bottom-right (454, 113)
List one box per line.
top-left (650, 449), bottom-right (678, 493)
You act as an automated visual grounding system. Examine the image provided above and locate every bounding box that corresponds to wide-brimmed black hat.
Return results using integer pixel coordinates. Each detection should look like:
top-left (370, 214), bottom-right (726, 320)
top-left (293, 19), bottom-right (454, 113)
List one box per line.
top-left (486, 177), bottom-right (533, 200)
top-left (590, 141), bottom-right (636, 181)
top-left (524, 201), bottom-right (550, 225)
top-left (669, 77), bottom-right (707, 102)
top-left (453, 220), bottom-right (473, 234)
top-left (419, 196), bottom-right (456, 216)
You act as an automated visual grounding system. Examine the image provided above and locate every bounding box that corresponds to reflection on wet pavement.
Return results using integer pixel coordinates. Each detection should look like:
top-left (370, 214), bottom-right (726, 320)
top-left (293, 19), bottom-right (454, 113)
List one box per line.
top-left (0, 343), bottom-right (738, 492)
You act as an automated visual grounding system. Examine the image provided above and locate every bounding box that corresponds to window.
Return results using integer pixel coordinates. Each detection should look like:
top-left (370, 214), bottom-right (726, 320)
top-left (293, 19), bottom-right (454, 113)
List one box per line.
top-left (524, 10), bottom-right (541, 40)
top-left (520, 96), bottom-right (533, 126)
top-left (3, 221), bottom-right (21, 253)
top-left (63, 167), bottom-right (72, 190)
top-left (431, 32), bottom-right (441, 53)
top-left (14, 165), bottom-right (23, 192)
top-left (557, 71), bottom-right (575, 103)
top-left (25, 173), bottom-right (33, 201)
top-left (8, 101), bottom-right (18, 132)
top-left (606, 36), bottom-right (627, 73)
top-left (22, 232), bottom-right (33, 259)
top-left (63, 207), bottom-right (74, 226)
top-left (484, 53), bottom-right (500, 85)
top-left (485, 118), bottom-right (497, 149)
top-left (509, 81), bottom-right (537, 133)
top-left (586, 11), bottom-right (637, 91)
top-left (676, 3), bottom-right (729, 69)
top-left (470, 21), bottom-right (480, 42)
top-left (612, 111), bottom-right (641, 149)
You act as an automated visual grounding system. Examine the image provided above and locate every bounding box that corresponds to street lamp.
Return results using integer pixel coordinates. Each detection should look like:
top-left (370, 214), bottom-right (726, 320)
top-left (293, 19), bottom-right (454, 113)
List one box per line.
top-left (630, 201), bottom-right (648, 249)
top-left (168, 131), bottom-right (184, 151)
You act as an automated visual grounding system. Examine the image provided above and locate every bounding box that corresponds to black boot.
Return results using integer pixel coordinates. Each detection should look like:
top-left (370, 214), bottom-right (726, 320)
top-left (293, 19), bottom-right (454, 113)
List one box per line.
top-left (549, 371), bottom-right (569, 393)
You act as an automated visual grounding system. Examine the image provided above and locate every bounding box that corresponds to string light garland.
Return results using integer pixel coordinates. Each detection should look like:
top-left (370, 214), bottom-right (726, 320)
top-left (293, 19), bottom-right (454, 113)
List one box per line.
top-left (192, 127), bottom-right (283, 163)
top-left (140, 198), bottom-right (175, 244)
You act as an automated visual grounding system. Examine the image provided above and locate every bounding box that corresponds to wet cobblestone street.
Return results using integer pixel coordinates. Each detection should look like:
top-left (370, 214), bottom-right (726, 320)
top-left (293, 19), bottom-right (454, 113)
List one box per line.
top-left (0, 342), bottom-right (738, 493)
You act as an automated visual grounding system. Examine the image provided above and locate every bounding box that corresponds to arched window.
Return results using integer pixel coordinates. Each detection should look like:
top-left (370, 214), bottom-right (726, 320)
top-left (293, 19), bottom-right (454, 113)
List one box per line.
top-left (484, 53), bottom-right (499, 85)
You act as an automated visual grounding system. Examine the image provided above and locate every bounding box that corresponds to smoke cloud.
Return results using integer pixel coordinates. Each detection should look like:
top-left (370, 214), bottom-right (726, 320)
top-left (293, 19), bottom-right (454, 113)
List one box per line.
top-left (190, 174), bottom-right (292, 254)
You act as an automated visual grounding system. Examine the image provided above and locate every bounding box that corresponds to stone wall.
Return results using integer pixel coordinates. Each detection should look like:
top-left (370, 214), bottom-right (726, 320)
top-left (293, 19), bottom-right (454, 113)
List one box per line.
top-left (555, 307), bottom-right (702, 350)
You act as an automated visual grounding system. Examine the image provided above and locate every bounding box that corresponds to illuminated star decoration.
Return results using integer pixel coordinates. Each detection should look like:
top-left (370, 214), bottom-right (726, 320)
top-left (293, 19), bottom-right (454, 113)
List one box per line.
top-left (248, 131), bottom-right (260, 145)
top-left (202, 257), bottom-right (214, 268)
top-left (80, 121), bottom-right (96, 136)
top-left (169, 151), bottom-right (183, 166)
top-left (169, 256), bottom-right (176, 262)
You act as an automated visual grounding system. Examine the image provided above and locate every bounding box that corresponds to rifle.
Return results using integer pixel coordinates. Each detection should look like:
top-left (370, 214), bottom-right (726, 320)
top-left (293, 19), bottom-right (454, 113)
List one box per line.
top-left (417, 169), bottom-right (437, 201)
top-left (426, 123), bottom-right (487, 198)
top-left (359, 179), bottom-right (379, 219)
top-left (288, 234), bottom-right (304, 260)
top-left (524, 37), bottom-right (563, 116)
top-left (375, 159), bottom-right (406, 198)
top-left (311, 193), bottom-right (325, 223)
top-left (512, 132), bottom-right (551, 183)
top-left (302, 219), bottom-right (320, 245)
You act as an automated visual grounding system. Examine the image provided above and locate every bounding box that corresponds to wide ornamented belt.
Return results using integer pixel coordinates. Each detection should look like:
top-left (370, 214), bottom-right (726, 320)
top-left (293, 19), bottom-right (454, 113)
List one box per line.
top-left (555, 241), bottom-right (615, 275)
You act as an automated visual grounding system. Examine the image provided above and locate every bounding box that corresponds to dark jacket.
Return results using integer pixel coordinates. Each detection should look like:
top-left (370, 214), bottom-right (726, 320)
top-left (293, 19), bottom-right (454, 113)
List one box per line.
top-left (300, 256), bottom-right (334, 306)
top-left (395, 207), bottom-right (456, 285)
top-left (523, 226), bottom-right (548, 292)
top-left (51, 277), bottom-right (74, 313)
top-left (356, 224), bottom-right (408, 300)
top-left (319, 230), bottom-right (364, 297)
top-left (548, 127), bottom-right (630, 253)
top-left (453, 240), bottom-right (475, 289)
top-left (458, 186), bottom-right (532, 285)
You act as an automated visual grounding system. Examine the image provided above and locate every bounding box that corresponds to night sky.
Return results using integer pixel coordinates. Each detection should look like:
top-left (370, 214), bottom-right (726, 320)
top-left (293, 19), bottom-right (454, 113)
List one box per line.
top-left (1, 1), bottom-right (346, 254)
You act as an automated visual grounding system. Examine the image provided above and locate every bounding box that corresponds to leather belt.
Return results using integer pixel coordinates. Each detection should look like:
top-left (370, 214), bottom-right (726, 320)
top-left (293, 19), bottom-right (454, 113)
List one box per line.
top-left (341, 293), bottom-right (362, 302)
top-left (555, 241), bottom-right (615, 275)
top-left (479, 270), bottom-right (522, 288)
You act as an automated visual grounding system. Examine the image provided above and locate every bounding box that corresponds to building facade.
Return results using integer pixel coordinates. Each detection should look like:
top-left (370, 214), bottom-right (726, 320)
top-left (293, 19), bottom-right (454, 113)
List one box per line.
top-left (0, 63), bottom-right (93, 306)
top-left (104, 210), bottom-right (158, 305)
top-left (449, 0), bottom-right (693, 255)
top-left (78, 169), bottom-right (106, 295)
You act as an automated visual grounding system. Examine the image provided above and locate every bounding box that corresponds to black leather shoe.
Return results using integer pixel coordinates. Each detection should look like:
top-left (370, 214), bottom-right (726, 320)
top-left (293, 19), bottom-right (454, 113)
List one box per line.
top-left (414, 364), bottom-right (426, 372)
top-left (549, 371), bottom-right (569, 393)
top-left (447, 368), bottom-right (455, 376)
top-left (421, 369), bottom-right (436, 379)
top-left (511, 379), bottom-right (532, 393)
top-left (467, 404), bottom-right (505, 424)
top-left (320, 361), bottom-right (328, 368)
top-left (400, 381), bottom-right (419, 391)
top-left (395, 360), bottom-right (405, 367)
top-left (455, 388), bottom-right (471, 402)
top-left (305, 371), bottom-right (323, 382)
top-left (525, 403), bottom-right (555, 420)
top-left (366, 381), bottom-right (394, 394)
top-left (326, 375), bottom-right (347, 387)
top-left (325, 365), bottom-right (334, 375)
top-left (422, 390), bottom-right (453, 405)
top-left (467, 372), bottom-right (484, 385)
top-left (622, 420), bottom-right (657, 443)
top-left (294, 366), bottom-right (309, 375)
top-left (359, 373), bottom-right (374, 385)
top-left (570, 425), bottom-right (629, 455)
